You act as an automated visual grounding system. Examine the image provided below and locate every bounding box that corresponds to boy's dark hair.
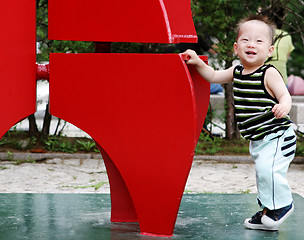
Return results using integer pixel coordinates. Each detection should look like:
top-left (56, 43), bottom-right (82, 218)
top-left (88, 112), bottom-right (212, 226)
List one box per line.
top-left (236, 15), bottom-right (276, 45)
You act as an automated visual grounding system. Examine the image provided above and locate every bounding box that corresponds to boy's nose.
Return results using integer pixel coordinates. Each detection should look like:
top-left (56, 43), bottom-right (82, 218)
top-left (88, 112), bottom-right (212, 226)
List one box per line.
top-left (247, 41), bottom-right (256, 48)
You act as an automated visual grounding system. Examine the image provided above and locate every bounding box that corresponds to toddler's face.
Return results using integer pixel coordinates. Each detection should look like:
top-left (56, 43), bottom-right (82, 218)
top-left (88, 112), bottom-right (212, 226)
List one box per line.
top-left (234, 20), bottom-right (274, 69)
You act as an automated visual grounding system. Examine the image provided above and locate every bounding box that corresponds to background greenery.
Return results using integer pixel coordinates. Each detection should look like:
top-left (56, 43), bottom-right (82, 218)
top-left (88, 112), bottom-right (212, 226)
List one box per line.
top-left (2, 130), bottom-right (304, 157)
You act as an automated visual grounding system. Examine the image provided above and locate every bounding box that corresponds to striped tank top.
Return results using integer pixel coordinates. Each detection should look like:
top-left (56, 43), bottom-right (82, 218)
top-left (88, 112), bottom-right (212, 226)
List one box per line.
top-left (233, 64), bottom-right (292, 140)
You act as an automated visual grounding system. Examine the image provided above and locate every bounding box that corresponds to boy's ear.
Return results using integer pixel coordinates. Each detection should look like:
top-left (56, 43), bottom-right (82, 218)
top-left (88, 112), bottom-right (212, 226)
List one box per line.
top-left (268, 45), bottom-right (274, 57)
top-left (233, 42), bottom-right (238, 55)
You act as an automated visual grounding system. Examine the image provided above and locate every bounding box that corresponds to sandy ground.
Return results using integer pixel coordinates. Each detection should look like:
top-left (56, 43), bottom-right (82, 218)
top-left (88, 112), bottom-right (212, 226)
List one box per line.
top-left (0, 158), bottom-right (303, 197)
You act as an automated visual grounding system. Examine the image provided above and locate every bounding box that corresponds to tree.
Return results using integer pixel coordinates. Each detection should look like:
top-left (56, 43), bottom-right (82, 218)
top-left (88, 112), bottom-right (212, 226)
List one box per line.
top-left (259, 0), bottom-right (304, 78)
top-left (284, 1), bottom-right (304, 79)
top-left (191, 0), bottom-right (304, 139)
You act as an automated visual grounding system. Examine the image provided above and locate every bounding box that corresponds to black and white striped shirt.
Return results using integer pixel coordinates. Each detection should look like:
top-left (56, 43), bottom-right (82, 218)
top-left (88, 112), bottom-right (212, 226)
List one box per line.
top-left (233, 64), bottom-right (292, 140)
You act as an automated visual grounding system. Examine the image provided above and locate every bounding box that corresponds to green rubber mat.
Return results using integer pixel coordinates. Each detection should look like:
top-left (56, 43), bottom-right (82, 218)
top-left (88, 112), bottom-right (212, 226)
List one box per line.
top-left (0, 193), bottom-right (302, 239)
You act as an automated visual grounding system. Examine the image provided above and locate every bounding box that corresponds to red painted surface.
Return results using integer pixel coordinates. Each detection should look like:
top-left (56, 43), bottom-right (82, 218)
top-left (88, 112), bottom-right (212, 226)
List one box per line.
top-left (191, 56), bottom-right (211, 143)
top-left (0, 1), bottom-right (36, 139)
top-left (48, 0), bottom-right (197, 43)
top-left (49, 53), bottom-right (209, 236)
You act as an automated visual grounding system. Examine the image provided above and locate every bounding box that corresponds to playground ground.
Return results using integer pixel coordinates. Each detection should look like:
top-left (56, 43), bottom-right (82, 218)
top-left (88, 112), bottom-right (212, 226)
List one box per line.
top-left (0, 155), bottom-right (303, 197)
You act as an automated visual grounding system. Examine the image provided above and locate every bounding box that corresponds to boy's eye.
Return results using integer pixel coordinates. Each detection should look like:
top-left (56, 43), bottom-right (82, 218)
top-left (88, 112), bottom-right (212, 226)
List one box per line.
top-left (257, 39), bottom-right (263, 43)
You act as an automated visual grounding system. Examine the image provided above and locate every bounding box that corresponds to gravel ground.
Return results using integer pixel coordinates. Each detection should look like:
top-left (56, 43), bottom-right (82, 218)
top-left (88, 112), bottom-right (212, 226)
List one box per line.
top-left (0, 157), bottom-right (303, 197)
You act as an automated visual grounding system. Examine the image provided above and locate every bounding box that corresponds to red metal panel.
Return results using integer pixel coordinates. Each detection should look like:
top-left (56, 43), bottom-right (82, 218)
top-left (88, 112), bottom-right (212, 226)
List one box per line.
top-left (48, 0), bottom-right (197, 43)
top-left (190, 56), bottom-right (210, 143)
top-left (162, 0), bottom-right (198, 43)
top-left (0, 1), bottom-right (36, 139)
top-left (49, 53), bottom-right (209, 236)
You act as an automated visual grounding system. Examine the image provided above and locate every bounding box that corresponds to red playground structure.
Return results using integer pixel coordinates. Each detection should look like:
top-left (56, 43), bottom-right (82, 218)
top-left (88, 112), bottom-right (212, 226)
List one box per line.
top-left (0, 0), bottom-right (210, 237)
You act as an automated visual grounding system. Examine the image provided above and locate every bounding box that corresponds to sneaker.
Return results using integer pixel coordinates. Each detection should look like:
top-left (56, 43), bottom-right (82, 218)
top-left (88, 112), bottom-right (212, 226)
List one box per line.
top-left (262, 203), bottom-right (294, 228)
top-left (244, 211), bottom-right (278, 231)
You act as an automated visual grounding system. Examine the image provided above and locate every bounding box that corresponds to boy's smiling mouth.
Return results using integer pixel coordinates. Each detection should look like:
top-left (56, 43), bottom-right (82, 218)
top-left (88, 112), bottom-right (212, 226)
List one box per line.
top-left (246, 51), bottom-right (257, 55)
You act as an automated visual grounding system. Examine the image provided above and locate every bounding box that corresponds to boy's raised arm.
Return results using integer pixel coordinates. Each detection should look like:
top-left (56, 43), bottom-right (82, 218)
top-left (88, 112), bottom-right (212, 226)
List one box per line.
top-left (183, 49), bottom-right (234, 84)
top-left (265, 67), bottom-right (292, 119)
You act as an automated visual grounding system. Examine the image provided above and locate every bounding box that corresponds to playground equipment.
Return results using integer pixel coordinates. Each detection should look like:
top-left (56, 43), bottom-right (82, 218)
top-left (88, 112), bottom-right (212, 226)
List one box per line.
top-left (0, 0), bottom-right (209, 237)
top-left (49, 53), bottom-right (209, 236)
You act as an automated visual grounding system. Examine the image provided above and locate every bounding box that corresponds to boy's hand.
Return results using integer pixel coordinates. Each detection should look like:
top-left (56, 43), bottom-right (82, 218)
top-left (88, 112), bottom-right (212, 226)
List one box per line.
top-left (181, 49), bottom-right (234, 84)
top-left (272, 103), bottom-right (289, 119)
top-left (181, 49), bottom-right (201, 66)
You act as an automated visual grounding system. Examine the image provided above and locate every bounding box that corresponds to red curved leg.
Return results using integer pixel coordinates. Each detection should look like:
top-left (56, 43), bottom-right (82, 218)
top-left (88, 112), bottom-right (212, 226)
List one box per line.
top-left (0, 1), bottom-right (36, 139)
top-left (49, 53), bottom-right (209, 236)
top-left (97, 144), bottom-right (138, 222)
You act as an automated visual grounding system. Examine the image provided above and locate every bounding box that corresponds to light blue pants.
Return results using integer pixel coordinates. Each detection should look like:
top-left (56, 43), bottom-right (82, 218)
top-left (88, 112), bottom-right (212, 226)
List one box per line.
top-left (249, 126), bottom-right (296, 210)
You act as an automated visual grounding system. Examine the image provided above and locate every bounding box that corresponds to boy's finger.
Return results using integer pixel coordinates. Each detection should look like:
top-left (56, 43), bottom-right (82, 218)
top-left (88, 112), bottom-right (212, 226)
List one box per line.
top-left (180, 53), bottom-right (191, 61)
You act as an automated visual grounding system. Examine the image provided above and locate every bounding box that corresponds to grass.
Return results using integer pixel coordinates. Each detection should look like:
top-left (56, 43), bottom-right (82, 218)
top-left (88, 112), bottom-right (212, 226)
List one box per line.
top-left (0, 130), bottom-right (304, 157)
top-left (62, 181), bottom-right (108, 191)
top-left (195, 132), bottom-right (250, 156)
top-left (0, 131), bottom-right (99, 154)
top-left (195, 131), bottom-right (304, 157)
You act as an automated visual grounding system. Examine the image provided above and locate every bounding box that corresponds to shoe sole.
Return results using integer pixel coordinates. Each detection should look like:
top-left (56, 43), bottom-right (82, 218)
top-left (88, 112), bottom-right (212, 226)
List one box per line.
top-left (244, 218), bottom-right (278, 231)
top-left (261, 204), bottom-right (294, 228)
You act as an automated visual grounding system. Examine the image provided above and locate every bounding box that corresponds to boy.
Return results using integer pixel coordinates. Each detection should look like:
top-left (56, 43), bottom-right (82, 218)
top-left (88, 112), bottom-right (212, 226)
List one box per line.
top-left (184, 15), bottom-right (296, 231)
